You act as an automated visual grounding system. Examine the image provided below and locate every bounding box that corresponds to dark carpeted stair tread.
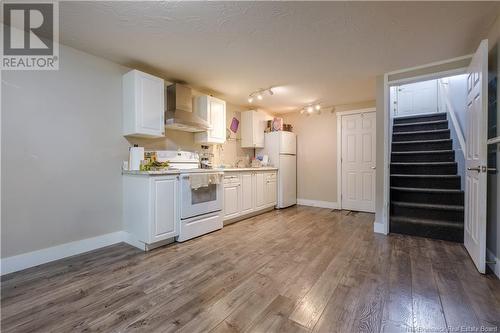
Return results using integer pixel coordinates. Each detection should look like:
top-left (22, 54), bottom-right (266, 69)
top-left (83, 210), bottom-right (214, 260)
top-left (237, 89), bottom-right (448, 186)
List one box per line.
top-left (392, 129), bottom-right (450, 142)
top-left (390, 216), bottom-right (464, 229)
top-left (390, 174), bottom-right (460, 178)
top-left (391, 162), bottom-right (456, 166)
top-left (393, 112), bottom-right (447, 124)
top-left (391, 201), bottom-right (464, 211)
top-left (390, 186), bottom-right (463, 194)
top-left (392, 150), bottom-right (454, 155)
top-left (391, 150), bottom-right (455, 163)
top-left (390, 216), bottom-right (464, 242)
top-left (393, 119), bottom-right (449, 133)
top-left (390, 162), bottom-right (457, 175)
top-left (391, 187), bottom-right (464, 205)
top-left (391, 139), bottom-right (453, 152)
top-left (393, 120), bottom-right (448, 128)
top-left (393, 129), bottom-right (450, 136)
top-left (392, 139), bottom-right (452, 145)
top-left (390, 174), bottom-right (461, 189)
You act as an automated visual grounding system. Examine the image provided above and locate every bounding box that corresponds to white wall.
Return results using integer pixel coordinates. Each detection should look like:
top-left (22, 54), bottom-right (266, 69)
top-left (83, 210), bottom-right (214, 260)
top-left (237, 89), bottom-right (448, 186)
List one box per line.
top-left (447, 75), bottom-right (468, 134)
top-left (1, 45), bottom-right (130, 258)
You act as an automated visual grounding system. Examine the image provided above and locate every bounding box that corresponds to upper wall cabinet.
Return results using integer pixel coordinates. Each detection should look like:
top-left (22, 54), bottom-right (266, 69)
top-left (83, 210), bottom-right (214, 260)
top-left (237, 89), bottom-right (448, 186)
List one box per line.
top-left (194, 95), bottom-right (226, 144)
top-left (241, 110), bottom-right (267, 148)
top-left (123, 70), bottom-right (165, 138)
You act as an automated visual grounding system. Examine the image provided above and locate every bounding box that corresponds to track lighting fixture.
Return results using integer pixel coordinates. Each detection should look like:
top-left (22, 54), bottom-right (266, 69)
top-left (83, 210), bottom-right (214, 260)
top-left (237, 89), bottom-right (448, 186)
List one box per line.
top-left (247, 87), bottom-right (275, 103)
top-left (300, 103), bottom-right (323, 115)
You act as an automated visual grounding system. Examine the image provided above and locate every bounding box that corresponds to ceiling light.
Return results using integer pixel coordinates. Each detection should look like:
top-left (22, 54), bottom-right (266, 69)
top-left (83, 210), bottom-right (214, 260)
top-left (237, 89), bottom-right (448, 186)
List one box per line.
top-left (307, 106), bottom-right (313, 113)
top-left (315, 104), bottom-right (321, 110)
top-left (247, 87), bottom-right (276, 103)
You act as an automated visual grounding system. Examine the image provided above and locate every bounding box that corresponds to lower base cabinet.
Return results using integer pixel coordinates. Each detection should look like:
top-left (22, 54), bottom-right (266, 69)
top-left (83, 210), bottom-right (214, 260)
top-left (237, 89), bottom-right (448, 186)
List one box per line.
top-left (223, 170), bottom-right (277, 222)
top-left (123, 175), bottom-right (180, 249)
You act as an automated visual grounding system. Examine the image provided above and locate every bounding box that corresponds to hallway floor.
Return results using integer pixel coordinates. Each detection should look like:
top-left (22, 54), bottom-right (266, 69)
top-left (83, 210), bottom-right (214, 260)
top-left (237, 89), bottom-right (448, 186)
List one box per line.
top-left (1, 206), bottom-right (499, 332)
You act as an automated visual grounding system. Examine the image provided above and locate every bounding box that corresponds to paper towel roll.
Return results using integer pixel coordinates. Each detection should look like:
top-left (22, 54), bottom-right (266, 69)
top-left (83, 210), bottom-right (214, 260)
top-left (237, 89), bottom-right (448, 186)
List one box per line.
top-left (129, 146), bottom-right (144, 171)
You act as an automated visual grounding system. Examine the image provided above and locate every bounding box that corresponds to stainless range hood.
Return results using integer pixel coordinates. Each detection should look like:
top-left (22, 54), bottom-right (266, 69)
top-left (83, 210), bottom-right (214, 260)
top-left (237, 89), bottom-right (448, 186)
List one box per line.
top-left (165, 84), bottom-right (210, 132)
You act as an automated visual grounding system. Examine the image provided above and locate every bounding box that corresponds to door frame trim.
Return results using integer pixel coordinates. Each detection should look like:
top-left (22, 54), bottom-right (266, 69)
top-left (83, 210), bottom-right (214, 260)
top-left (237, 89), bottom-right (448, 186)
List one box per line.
top-left (336, 107), bottom-right (376, 212)
top-left (378, 55), bottom-right (472, 235)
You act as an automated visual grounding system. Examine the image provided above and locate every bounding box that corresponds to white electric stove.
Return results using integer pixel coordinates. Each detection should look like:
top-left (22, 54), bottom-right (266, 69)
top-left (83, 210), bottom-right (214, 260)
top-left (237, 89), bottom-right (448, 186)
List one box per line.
top-left (154, 150), bottom-right (224, 241)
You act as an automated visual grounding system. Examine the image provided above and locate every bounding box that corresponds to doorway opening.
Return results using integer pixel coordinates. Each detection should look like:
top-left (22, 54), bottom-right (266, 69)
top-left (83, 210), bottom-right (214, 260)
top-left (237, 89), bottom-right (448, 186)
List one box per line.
top-left (389, 74), bottom-right (468, 242)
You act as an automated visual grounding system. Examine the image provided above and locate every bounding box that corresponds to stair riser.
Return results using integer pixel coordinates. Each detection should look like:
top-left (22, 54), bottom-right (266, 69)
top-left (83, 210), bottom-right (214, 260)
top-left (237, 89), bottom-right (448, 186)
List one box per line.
top-left (390, 176), bottom-right (461, 189)
top-left (392, 130), bottom-right (450, 142)
top-left (391, 151), bottom-right (455, 162)
top-left (394, 114), bottom-right (447, 124)
top-left (393, 122), bottom-right (448, 132)
top-left (390, 220), bottom-right (463, 242)
top-left (391, 205), bottom-right (463, 223)
top-left (391, 164), bottom-right (457, 175)
top-left (391, 189), bottom-right (464, 205)
top-left (392, 141), bottom-right (452, 151)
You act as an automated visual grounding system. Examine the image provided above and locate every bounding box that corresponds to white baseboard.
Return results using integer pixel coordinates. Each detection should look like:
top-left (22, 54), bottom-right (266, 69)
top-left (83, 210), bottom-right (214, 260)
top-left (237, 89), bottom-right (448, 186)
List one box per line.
top-left (1, 231), bottom-right (125, 276)
top-left (297, 199), bottom-right (339, 209)
top-left (373, 222), bottom-right (388, 235)
top-left (122, 232), bottom-right (146, 251)
top-left (487, 248), bottom-right (500, 279)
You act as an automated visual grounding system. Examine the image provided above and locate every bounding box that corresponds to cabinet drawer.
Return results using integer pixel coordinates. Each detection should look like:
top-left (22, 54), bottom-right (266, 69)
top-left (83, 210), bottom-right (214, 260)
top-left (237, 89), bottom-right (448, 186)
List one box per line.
top-left (224, 174), bottom-right (240, 184)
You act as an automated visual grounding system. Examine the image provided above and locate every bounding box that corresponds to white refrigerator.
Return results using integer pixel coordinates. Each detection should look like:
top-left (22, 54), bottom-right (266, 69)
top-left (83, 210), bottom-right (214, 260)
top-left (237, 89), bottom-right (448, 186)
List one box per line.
top-left (258, 131), bottom-right (297, 208)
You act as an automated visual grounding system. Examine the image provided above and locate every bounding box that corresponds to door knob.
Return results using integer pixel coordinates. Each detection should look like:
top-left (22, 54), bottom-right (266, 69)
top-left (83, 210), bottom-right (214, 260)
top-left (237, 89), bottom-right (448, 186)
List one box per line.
top-left (467, 167), bottom-right (481, 172)
top-left (371, 166), bottom-right (376, 169)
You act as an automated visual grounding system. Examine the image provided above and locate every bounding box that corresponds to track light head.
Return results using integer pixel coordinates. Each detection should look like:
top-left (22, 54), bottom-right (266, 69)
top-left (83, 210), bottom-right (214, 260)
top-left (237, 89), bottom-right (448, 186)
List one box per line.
top-left (248, 97), bottom-right (253, 103)
top-left (257, 93), bottom-right (263, 100)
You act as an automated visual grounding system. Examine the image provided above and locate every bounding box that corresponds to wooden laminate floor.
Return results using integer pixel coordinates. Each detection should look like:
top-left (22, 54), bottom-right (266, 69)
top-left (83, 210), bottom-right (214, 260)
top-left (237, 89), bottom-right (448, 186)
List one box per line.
top-left (2, 206), bottom-right (500, 333)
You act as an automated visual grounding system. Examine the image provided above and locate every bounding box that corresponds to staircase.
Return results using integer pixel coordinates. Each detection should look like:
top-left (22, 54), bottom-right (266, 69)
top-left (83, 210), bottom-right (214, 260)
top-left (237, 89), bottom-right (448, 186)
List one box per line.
top-left (390, 112), bottom-right (464, 242)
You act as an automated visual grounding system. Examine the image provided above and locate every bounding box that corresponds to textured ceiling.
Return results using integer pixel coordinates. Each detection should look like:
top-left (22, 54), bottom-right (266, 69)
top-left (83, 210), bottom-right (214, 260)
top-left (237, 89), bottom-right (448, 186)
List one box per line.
top-left (59, 1), bottom-right (500, 113)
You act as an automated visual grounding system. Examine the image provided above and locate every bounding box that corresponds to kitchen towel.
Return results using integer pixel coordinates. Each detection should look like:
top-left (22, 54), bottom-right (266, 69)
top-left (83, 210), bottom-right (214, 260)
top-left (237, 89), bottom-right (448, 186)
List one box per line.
top-left (189, 174), bottom-right (221, 190)
top-left (189, 174), bottom-right (209, 190)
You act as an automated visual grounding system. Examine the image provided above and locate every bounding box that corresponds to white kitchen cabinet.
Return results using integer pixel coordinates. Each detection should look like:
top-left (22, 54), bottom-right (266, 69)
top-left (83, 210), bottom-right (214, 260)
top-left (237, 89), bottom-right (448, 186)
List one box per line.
top-left (123, 175), bottom-right (179, 250)
top-left (223, 174), bottom-right (241, 219)
top-left (223, 170), bottom-right (277, 222)
top-left (254, 172), bottom-right (267, 210)
top-left (265, 173), bottom-right (277, 206)
top-left (152, 177), bottom-right (179, 242)
top-left (194, 95), bottom-right (226, 144)
top-left (123, 69), bottom-right (165, 138)
top-left (240, 172), bottom-right (254, 215)
top-left (241, 110), bottom-right (268, 148)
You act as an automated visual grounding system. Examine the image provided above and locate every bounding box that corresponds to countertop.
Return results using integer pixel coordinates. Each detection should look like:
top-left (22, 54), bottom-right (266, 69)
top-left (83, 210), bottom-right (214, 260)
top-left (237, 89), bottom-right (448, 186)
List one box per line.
top-left (122, 167), bottom-right (278, 176)
top-left (221, 167), bottom-right (278, 172)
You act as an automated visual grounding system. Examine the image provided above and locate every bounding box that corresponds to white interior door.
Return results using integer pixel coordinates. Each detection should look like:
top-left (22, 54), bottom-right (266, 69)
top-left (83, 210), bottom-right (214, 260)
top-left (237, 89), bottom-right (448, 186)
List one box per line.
top-left (341, 112), bottom-right (376, 212)
top-left (396, 79), bottom-right (438, 116)
top-left (464, 40), bottom-right (488, 274)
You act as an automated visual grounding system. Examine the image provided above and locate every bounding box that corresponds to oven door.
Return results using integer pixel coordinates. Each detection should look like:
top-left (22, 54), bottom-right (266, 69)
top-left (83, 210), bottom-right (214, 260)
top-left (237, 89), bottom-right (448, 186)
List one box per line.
top-left (181, 174), bottom-right (223, 219)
